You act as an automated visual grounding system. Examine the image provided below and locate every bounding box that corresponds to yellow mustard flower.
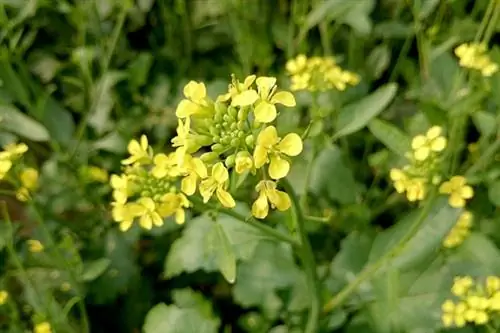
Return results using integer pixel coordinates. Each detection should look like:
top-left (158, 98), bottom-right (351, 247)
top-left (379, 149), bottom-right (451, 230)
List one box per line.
top-left (16, 167), bottom-right (39, 201)
top-left (251, 180), bottom-right (291, 219)
top-left (253, 77), bottom-right (296, 123)
top-left (405, 178), bottom-right (427, 202)
top-left (455, 42), bottom-right (498, 77)
top-left (441, 300), bottom-right (467, 328)
top-left (135, 197), bottom-right (164, 230)
top-left (179, 155), bottom-right (207, 196)
top-left (452, 276), bottom-right (474, 297)
top-left (253, 126), bottom-right (303, 179)
top-left (122, 135), bottom-right (151, 165)
top-left (464, 295), bottom-right (489, 324)
top-left (0, 142), bottom-right (28, 160)
top-left (110, 174), bottom-right (129, 204)
top-left (234, 151), bottom-right (253, 174)
top-left (285, 54), bottom-right (308, 75)
top-left (27, 239), bottom-right (44, 253)
top-left (439, 176), bottom-right (474, 208)
top-left (0, 159), bottom-right (12, 180)
top-left (111, 202), bottom-right (143, 231)
top-left (199, 162), bottom-right (235, 208)
top-left (152, 153), bottom-right (181, 179)
top-left (159, 192), bottom-right (191, 224)
top-left (0, 290), bottom-right (8, 305)
top-left (389, 168), bottom-right (408, 194)
top-left (34, 322), bottom-right (52, 333)
top-left (486, 276), bottom-right (500, 295)
top-left (443, 211), bottom-right (473, 248)
top-left (411, 126), bottom-right (447, 161)
top-left (176, 81), bottom-right (213, 118)
top-left (220, 74), bottom-right (257, 104)
top-left (171, 118), bottom-right (203, 166)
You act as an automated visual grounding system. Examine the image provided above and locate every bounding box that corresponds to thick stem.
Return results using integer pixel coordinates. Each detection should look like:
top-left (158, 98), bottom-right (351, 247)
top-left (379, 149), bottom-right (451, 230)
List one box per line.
top-left (282, 179), bottom-right (321, 333)
top-left (323, 190), bottom-right (438, 313)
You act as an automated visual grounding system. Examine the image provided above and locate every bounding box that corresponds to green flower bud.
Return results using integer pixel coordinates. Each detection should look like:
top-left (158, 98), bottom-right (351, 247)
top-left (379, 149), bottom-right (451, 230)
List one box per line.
top-left (237, 108), bottom-right (248, 121)
top-left (215, 102), bottom-right (227, 115)
top-left (213, 135), bottom-right (221, 143)
top-left (245, 135), bottom-right (254, 147)
top-left (201, 151), bottom-right (220, 163)
top-left (237, 131), bottom-right (245, 138)
top-left (222, 121), bottom-right (229, 128)
top-left (237, 120), bottom-right (245, 130)
top-left (229, 107), bottom-right (238, 118)
top-left (225, 154), bottom-right (236, 167)
top-left (230, 122), bottom-right (238, 130)
top-left (215, 124), bottom-right (221, 129)
top-left (223, 114), bottom-right (230, 122)
top-left (195, 135), bottom-right (213, 146)
top-left (141, 190), bottom-right (152, 197)
top-left (230, 138), bottom-right (240, 147)
top-left (209, 126), bottom-right (219, 136)
top-left (211, 143), bottom-right (225, 153)
top-left (220, 137), bottom-right (231, 145)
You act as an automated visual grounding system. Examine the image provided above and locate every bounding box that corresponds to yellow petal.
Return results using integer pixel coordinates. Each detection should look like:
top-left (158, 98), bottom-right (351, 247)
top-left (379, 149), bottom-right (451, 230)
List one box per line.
top-left (461, 186), bottom-right (474, 199)
top-left (411, 135), bottom-right (427, 150)
top-left (181, 174), bottom-right (197, 196)
top-left (256, 76), bottom-right (277, 99)
top-left (140, 135), bottom-right (148, 150)
top-left (140, 215), bottom-right (153, 230)
top-left (270, 91), bottom-right (296, 107)
top-left (426, 126), bottom-right (442, 139)
top-left (430, 137), bottom-right (447, 152)
top-left (235, 151), bottom-right (253, 174)
top-left (254, 101), bottom-right (277, 123)
top-left (216, 187), bottom-right (236, 208)
top-left (414, 147), bottom-right (430, 161)
top-left (183, 81), bottom-right (206, 101)
top-left (212, 162), bottom-right (229, 183)
top-left (253, 145), bottom-right (268, 169)
top-left (277, 133), bottom-right (303, 156)
top-left (199, 179), bottom-right (216, 203)
top-left (176, 99), bottom-right (200, 118)
top-left (269, 155), bottom-right (290, 180)
top-left (120, 220), bottom-right (134, 232)
top-left (252, 192), bottom-right (269, 219)
top-left (127, 139), bottom-right (141, 155)
top-left (243, 75), bottom-right (256, 88)
top-left (449, 194), bottom-right (465, 208)
top-left (267, 189), bottom-right (291, 211)
top-left (192, 158), bottom-right (207, 178)
top-left (231, 90), bottom-right (259, 106)
top-left (256, 126), bottom-right (279, 147)
top-left (175, 208), bottom-right (186, 224)
top-left (439, 182), bottom-right (453, 194)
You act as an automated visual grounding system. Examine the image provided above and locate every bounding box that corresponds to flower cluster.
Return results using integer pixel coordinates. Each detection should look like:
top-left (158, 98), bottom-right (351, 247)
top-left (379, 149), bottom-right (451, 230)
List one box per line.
top-left (439, 176), bottom-right (474, 208)
top-left (390, 126), bottom-right (447, 202)
top-left (442, 276), bottom-right (500, 328)
top-left (454, 42), bottom-right (498, 77)
top-left (0, 142), bottom-right (28, 180)
top-left (110, 75), bottom-right (303, 231)
top-left (443, 211), bottom-right (473, 248)
top-left (285, 54), bottom-right (360, 92)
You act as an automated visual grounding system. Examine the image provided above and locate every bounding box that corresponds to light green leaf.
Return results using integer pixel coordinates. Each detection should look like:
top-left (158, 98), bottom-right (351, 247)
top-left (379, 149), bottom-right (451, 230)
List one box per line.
top-left (127, 52), bottom-right (153, 89)
top-left (449, 233), bottom-right (500, 276)
top-left (309, 145), bottom-right (359, 204)
top-left (473, 111), bottom-right (497, 138)
top-left (334, 83), bottom-right (398, 140)
top-left (368, 118), bottom-right (411, 157)
top-left (0, 104), bottom-right (50, 141)
top-left (81, 258), bottom-right (111, 282)
top-left (369, 198), bottom-right (461, 272)
top-left (143, 304), bottom-right (219, 333)
top-left (172, 288), bottom-right (217, 320)
top-left (366, 45), bottom-right (391, 79)
top-left (206, 222), bottom-right (237, 283)
top-left (330, 231), bottom-right (374, 281)
top-left (488, 180), bottom-right (500, 207)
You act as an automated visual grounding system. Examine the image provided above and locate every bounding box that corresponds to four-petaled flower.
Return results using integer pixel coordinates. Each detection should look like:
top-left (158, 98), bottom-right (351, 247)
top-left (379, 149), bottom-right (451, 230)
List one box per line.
top-left (219, 75), bottom-right (256, 103)
top-left (135, 197), bottom-right (164, 230)
top-left (439, 176), bottom-right (474, 208)
top-left (122, 135), bottom-right (151, 165)
top-left (251, 180), bottom-right (291, 219)
top-left (180, 155), bottom-right (207, 195)
top-left (411, 126), bottom-right (447, 161)
top-left (199, 162), bottom-right (235, 208)
top-left (176, 81), bottom-right (212, 118)
top-left (159, 193), bottom-right (191, 224)
top-left (254, 126), bottom-right (303, 179)
top-left (235, 151), bottom-right (253, 174)
top-left (152, 153), bottom-right (181, 179)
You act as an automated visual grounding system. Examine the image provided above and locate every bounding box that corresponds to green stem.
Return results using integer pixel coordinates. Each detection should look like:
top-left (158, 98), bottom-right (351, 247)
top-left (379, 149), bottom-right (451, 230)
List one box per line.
top-left (482, 0), bottom-right (500, 45)
top-left (475, 0), bottom-right (496, 42)
top-left (282, 179), bottom-right (321, 333)
top-left (465, 138), bottom-right (500, 177)
top-left (190, 197), bottom-right (300, 247)
top-left (323, 190), bottom-right (438, 313)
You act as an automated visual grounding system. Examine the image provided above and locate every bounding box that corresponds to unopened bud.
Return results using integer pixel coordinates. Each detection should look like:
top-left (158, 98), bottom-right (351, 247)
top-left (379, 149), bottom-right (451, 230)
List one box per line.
top-left (225, 154), bottom-right (236, 167)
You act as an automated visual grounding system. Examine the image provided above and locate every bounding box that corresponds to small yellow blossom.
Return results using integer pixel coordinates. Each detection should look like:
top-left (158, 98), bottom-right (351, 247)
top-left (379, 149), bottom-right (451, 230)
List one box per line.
top-left (411, 126), bottom-right (447, 161)
top-left (0, 159), bottom-right (12, 180)
top-left (0, 290), bottom-right (8, 305)
top-left (389, 169), bottom-right (426, 202)
top-left (16, 167), bottom-right (39, 201)
top-left (34, 322), bottom-right (52, 333)
top-left (176, 81), bottom-right (213, 118)
top-left (487, 276), bottom-right (500, 295)
top-left (234, 151), bottom-right (253, 174)
top-left (135, 197), bottom-right (164, 230)
top-left (122, 135), bottom-right (151, 165)
top-left (179, 155), bottom-right (207, 196)
top-left (452, 276), bottom-right (474, 297)
top-left (0, 142), bottom-right (28, 160)
top-left (253, 126), bottom-right (303, 179)
top-left (219, 74), bottom-right (257, 103)
top-left (111, 202), bottom-right (143, 231)
top-left (159, 193), bottom-right (191, 224)
top-left (444, 211), bottom-right (473, 248)
top-left (199, 162), bottom-right (235, 208)
top-left (389, 168), bottom-right (408, 193)
top-left (439, 176), bottom-right (474, 208)
top-left (455, 42), bottom-right (498, 77)
top-left (251, 180), bottom-right (291, 219)
top-left (110, 174), bottom-right (129, 204)
top-left (151, 153), bottom-right (181, 179)
top-left (27, 239), bottom-right (44, 253)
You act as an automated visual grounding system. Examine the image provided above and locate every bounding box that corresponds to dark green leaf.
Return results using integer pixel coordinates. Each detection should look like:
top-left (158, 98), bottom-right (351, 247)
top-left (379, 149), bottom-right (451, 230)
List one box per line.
top-left (489, 180), bottom-right (500, 206)
top-left (81, 258), bottom-right (111, 282)
top-left (368, 118), bottom-right (411, 157)
top-left (143, 304), bottom-right (219, 333)
top-left (334, 83), bottom-right (398, 140)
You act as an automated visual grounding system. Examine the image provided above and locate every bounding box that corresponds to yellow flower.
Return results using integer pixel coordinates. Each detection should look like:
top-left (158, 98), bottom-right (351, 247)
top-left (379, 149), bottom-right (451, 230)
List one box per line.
top-left (34, 322), bottom-right (52, 333)
top-left (27, 239), bottom-right (44, 253)
top-left (455, 42), bottom-right (498, 77)
top-left (441, 300), bottom-right (468, 328)
top-left (159, 193), bottom-right (191, 224)
top-left (0, 290), bottom-right (8, 305)
top-left (122, 135), bottom-right (151, 165)
top-left (0, 142), bottom-right (28, 160)
top-left (285, 54), bottom-right (307, 75)
top-left (199, 162), bottom-right (235, 208)
top-left (443, 211), bottom-right (473, 248)
top-left (171, 118), bottom-right (200, 166)
top-left (0, 159), bottom-right (12, 179)
top-left (411, 126), bottom-right (447, 161)
top-left (87, 166), bottom-right (109, 183)
top-left (110, 174), bottom-right (129, 204)
top-left (405, 178), bottom-right (426, 202)
top-left (180, 155), bottom-right (207, 196)
top-left (135, 197), bottom-right (164, 230)
top-left (389, 168), bottom-right (408, 193)
top-left (234, 151), bottom-right (253, 174)
top-left (252, 77), bottom-right (296, 123)
top-left (251, 180), bottom-right (291, 219)
top-left (253, 126), bottom-right (303, 179)
top-left (439, 176), bottom-right (474, 208)
top-left (486, 276), bottom-right (500, 295)
top-left (452, 276), bottom-right (474, 297)
top-left (112, 202), bottom-right (142, 231)
top-left (151, 153), bottom-right (181, 179)
top-left (220, 74), bottom-right (257, 104)
top-left (176, 81), bottom-right (212, 118)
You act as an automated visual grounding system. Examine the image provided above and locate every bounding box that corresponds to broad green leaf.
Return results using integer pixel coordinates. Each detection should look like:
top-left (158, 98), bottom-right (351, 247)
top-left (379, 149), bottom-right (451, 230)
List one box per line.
top-left (0, 104), bottom-right (50, 141)
top-left (206, 222), bottom-right (237, 283)
top-left (36, 96), bottom-right (75, 146)
top-left (127, 52), bottom-right (153, 89)
top-left (0, 51), bottom-right (31, 108)
top-left (417, 0), bottom-right (440, 19)
top-left (143, 304), bottom-right (219, 333)
top-left (449, 233), bottom-right (500, 276)
top-left (368, 118), bottom-right (411, 157)
top-left (488, 180), bottom-right (500, 207)
top-left (81, 258), bottom-right (111, 282)
top-left (473, 111), bottom-right (497, 138)
top-left (334, 83), bottom-right (398, 140)
top-left (366, 45), bottom-right (391, 80)
top-left (91, 131), bottom-right (127, 153)
top-left (172, 289), bottom-right (217, 320)
top-left (369, 198), bottom-right (461, 272)
top-left (330, 231), bottom-right (374, 281)
top-left (309, 145), bottom-right (359, 204)
top-left (233, 241), bottom-right (299, 308)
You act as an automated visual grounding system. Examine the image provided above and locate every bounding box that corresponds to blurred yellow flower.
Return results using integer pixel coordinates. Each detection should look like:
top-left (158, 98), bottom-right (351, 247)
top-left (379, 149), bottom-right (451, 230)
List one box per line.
top-left (455, 42), bottom-right (498, 77)
top-left (16, 167), bottom-right (39, 202)
top-left (443, 211), bottom-right (473, 248)
top-left (0, 290), bottom-right (8, 305)
top-left (253, 126), bottom-right (303, 179)
top-left (0, 142), bottom-right (28, 160)
top-left (27, 239), bottom-right (44, 253)
top-left (122, 135), bottom-right (151, 165)
top-left (199, 162), bottom-right (235, 208)
top-left (110, 174), bottom-right (129, 204)
top-left (135, 197), bottom-right (164, 230)
top-left (0, 159), bottom-right (12, 180)
top-left (176, 81), bottom-right (212, 118)
top-left (34, 322), bottom-right (52, 333)
top-left (439, 176), bottom-right (474, 208)
top-left (158, 193), bottom-right (191, 224)
top-left (251, 180), bottom-right (291, 219)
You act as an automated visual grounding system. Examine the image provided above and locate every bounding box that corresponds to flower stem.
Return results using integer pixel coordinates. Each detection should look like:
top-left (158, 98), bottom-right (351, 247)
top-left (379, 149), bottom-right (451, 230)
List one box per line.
top-left (282, 179), bottom-right (321, 333)
top-left (323, 190), bottom-right (438, 313)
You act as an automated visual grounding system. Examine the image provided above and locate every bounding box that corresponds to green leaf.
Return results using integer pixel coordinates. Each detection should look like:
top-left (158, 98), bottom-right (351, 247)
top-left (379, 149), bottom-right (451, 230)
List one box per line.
top-left (0, 51), bottom-right (31, 108)
top-left (206, 222), bottom-right (237, 283)
top-left (127, 53), bottom-right (153, 89)
top-left (488, 180), bottom-right (500, 207)
top-left (366, 45), bottom-right (391, 80)
top-left (81, 258), bottom-right (111, 282)
top-left (473, 111), bottom-right (497, 138)
top-left (0, 222), bottom-right (10, 251)
top-left (0, 104), bottom-right (50, 141)
top-left (368, 118), bottom-right (411, 157)
top-left (309, 145), bottom-right (359, 204)
top-left (449, 233), bottom-right (500, 276)
top-left (330, 231), bottom-right (374, 281)
top-left (333, 83), bottom-right (398, 140)
top-left (369, 198), bottom-right (461, 272)
top-left (143, 304), bottom-right (219, 333)
top-left (172, 289), bottom-right (217, 319)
